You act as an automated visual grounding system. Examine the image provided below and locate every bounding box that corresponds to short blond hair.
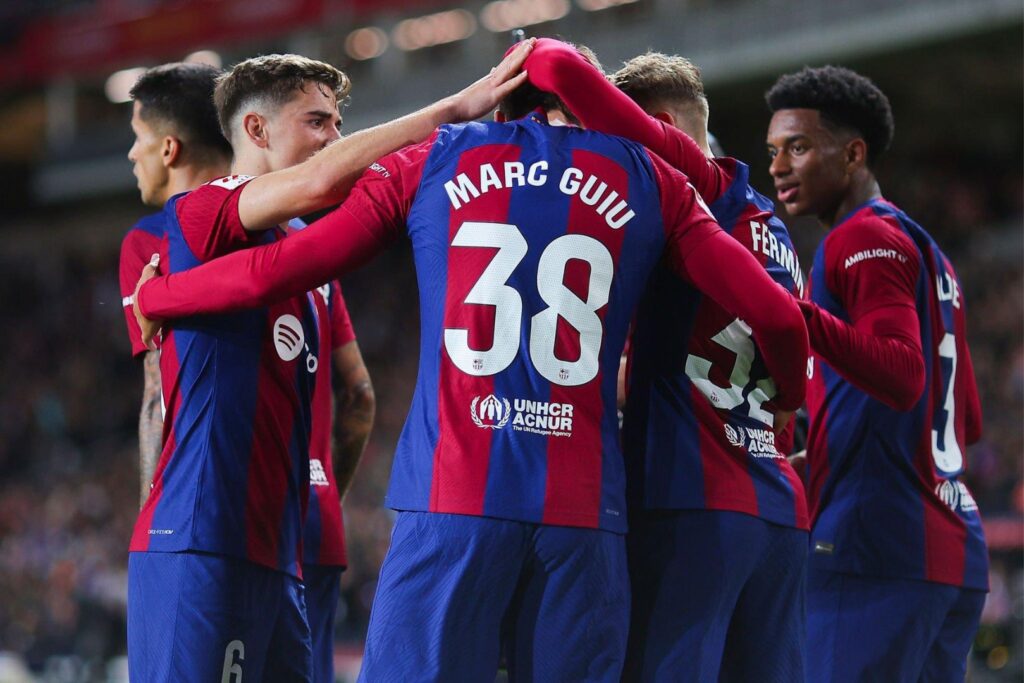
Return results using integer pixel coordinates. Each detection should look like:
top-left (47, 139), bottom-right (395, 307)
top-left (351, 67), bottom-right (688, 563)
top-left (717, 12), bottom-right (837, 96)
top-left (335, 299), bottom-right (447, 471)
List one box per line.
top-left (612, 52), bottom-right (708, 123)
top-left (215, 54), bottom-right (352, 142)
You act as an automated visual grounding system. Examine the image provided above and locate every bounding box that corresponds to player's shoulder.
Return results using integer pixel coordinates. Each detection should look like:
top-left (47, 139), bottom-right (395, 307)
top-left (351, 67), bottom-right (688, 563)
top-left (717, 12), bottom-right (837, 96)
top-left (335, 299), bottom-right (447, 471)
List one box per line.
top-left (173, 176), bottom-right (253, 222)
top-left (124, 211), bottom-right (167, 241)
top-left (205, 174), bottom-right (256, 192)
top-left (180, 175), bottom-right (255, 206)
top-left (828, 201), bottom-right (918, 255)
top-left (367, 131), bottom-right (445, 181)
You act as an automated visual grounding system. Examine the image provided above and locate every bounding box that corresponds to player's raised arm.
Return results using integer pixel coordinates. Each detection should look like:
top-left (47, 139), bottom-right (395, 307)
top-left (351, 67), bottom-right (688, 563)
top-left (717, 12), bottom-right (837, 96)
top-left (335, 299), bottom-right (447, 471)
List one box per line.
top-left (234, 39), bottom-right (534, 231)
top-left (653, 158), bottom-right (808, 411)
top-left (135, 137), bottom-right (431, 344)
top-left (523, 38), bottom-right (722, 199)
top-left (676, 231), bottom-right (808, 411)
top-left (135, 198), bottom-right (385, 341)
top-left (798, 217), bottom-right (927, 410)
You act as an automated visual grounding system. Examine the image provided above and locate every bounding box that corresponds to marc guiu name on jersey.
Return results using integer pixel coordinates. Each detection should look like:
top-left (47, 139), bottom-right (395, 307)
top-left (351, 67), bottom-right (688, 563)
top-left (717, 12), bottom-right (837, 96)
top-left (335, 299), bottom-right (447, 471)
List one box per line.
top-left (444, 160), bottom-right (636, 230)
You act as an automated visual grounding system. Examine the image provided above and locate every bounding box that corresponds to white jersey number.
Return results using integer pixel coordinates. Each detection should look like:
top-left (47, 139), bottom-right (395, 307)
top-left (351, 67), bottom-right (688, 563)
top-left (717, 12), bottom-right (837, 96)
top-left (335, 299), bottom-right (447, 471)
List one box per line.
top-left (221, 640), bottom-right (244, 683)
top-left (931, 332), bottom-right (963, 474)
top-left (444, 222), bottom-right (614, 387)
top-left (685, 317), bottom-right (777, 427)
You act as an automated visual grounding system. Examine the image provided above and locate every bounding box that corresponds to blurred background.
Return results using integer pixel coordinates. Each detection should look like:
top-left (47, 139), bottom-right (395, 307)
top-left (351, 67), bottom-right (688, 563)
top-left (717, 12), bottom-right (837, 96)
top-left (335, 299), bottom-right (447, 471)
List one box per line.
top-left (0, 0), bottom-right (1020, 681)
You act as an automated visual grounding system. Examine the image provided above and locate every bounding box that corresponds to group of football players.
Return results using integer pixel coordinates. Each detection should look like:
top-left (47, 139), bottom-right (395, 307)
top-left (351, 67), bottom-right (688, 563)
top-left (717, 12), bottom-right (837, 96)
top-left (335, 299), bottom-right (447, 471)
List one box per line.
top-left (118, 35), bottom-right (987, 683)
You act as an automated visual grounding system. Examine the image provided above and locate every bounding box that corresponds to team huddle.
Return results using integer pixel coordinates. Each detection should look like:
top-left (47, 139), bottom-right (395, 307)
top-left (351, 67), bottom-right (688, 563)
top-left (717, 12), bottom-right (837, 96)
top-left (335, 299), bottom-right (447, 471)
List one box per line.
top-left (118, 36), bottom-right (988, 683)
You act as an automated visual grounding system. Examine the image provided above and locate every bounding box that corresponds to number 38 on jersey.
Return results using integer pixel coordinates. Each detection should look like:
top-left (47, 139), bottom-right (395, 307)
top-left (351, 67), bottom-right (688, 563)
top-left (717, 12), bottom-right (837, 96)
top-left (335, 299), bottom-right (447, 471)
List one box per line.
top-left (442, 221), bottom-right (614, 388)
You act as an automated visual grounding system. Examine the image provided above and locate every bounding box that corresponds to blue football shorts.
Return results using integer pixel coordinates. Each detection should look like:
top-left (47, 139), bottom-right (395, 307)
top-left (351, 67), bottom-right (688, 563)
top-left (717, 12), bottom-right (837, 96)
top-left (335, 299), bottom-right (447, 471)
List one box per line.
top-left (623, 509), bottom-right (808, 683)
top-left (358, 511), bottom-right (629, 682)
top-left (304, 564), bottom-right (343, 683)
top-left (806, 569), bottom-right (986, 683)
top-left (127, 550), bottom-right (312, 683)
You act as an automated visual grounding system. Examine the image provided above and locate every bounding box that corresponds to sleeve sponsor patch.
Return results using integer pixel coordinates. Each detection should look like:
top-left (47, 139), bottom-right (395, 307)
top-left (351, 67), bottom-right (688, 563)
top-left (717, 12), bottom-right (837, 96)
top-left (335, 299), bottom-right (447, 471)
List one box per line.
top-left (368, 162), bottom-right (391, 178)
top-left (208, 174), bottom-right (255, 190)
top-left (843, 247), bottom-right (909, 269)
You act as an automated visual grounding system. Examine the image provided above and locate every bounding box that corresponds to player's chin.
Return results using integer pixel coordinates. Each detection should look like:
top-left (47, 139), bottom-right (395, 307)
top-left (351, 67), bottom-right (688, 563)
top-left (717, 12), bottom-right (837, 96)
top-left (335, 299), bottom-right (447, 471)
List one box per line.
top-left (782, 198), bottom-right (812, 218)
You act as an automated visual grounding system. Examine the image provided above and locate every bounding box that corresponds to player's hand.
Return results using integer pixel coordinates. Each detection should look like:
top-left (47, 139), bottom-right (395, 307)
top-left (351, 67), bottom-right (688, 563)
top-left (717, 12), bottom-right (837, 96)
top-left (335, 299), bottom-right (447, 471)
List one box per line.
top-left (133, 254), bottom-right (164, 350)
top-left (447, 38), bottom-right (535, 121)
top-left (774, 409), bottom-right (794, 436)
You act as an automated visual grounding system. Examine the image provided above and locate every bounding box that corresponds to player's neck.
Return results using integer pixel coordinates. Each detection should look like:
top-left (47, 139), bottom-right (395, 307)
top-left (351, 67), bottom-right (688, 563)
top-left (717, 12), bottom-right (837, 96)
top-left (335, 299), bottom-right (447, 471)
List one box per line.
top-left (161, 162), bottom-right (229, 203)
top-left (230, 149), bottom-right (273, 178)
top-left (822, 175), bottom-right (882, 229)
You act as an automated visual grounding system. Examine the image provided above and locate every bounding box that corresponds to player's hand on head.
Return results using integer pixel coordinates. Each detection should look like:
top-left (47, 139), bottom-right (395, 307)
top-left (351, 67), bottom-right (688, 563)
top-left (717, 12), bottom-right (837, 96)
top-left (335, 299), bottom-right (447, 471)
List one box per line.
top-left (449, 38), bottom-right (534, 122)
top-left (133, 253), bottom-right (164, 350)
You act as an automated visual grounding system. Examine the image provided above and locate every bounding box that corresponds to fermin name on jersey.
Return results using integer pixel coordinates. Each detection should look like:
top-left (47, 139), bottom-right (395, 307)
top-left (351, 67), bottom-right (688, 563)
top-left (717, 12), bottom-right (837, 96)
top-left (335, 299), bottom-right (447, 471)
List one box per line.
top-left (749, 221), bottom-right (804, 296)
top-left (444, 161), bottom-right (635, 229)
top-left (471, 394), bottom-right (574, 437)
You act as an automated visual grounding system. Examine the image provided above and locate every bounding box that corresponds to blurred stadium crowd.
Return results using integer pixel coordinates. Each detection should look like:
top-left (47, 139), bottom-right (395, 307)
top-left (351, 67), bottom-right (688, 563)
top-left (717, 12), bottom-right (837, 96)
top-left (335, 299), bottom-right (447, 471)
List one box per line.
top-left (0, 145), bottom-right (1020, 681)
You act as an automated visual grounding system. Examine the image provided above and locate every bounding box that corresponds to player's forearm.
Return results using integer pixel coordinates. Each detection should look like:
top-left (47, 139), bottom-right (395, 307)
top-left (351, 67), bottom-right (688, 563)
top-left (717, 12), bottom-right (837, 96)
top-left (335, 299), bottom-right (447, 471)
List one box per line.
top-left (333, 379), bottom-right (375, 498)
top-left (800, 300), bottom-right (925, 410)
top-left (526, 39), bottom-right (657, 148)
top-left (525, 39), bottom-right (723, 200)
top-left (238, 41), bottom-right (534, 231)
top-left (239, 101), bottom-right (457, 231)
top-left (138, 206), bottom-right (384, 319)
top-left (681, 230), bottom-right (809, 410)
top-left (139, 350), bottom-right (162, 507)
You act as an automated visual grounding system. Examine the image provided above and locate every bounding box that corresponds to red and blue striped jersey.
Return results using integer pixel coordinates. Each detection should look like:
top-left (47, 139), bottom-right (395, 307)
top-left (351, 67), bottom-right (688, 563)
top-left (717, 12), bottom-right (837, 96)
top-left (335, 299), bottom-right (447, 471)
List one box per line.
top-left (135, 118), bottom-right (803, 533)
top-left (807, 198), bottom-right (987, 590)
top-left (373, 118), bottom-right (719, 532)
top-left (119, 212), bottom-right (168, 358)
top-left (130, 179), bottom-right (320, 578)
top-left (289, 220), bottom-right (357, 569)
top-left (624, 160), bottom-right (809, 529)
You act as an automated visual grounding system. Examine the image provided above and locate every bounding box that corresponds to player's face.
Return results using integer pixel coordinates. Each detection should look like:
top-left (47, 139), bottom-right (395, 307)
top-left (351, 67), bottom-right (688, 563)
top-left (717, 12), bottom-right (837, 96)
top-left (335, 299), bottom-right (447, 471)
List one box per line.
top-left (766, 108), bottom-right (851, 222)
top-left (128, 101), bottom-right (171, 206)
top-left (264, 82), bottom-right (342, 171)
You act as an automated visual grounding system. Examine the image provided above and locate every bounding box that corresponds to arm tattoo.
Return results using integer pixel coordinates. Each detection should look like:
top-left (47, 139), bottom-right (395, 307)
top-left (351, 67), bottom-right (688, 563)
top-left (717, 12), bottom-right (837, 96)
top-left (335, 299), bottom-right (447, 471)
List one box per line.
top-left (333, 378), bottom-right (375, 498)
top-left (139, 350), bottom-right (163, 508)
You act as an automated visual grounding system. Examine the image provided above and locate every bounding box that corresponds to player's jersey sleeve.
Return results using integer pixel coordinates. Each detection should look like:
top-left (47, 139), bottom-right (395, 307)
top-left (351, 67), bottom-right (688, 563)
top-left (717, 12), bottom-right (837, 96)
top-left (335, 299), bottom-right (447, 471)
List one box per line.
top-left (329, 283), bottom-right (356, 349)
top-left (803, 214), bottom-right (927, 409)
top-left (138, 138), bottom-right (433, 319)
top-left (174, 175), bottom-right (259, 262)
top-left (825, 215), bottom-right (920, 320)
top-left (651, 152), bottom-right (809, 411)
top-left (523, 38), bottom-right (728, 202)
top-left (119, 225), bottom-right (163, 357)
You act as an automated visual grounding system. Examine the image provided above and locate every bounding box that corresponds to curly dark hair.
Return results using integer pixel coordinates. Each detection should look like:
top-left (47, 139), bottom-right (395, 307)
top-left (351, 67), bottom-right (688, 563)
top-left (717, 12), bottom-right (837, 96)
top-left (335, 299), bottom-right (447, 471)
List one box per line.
top-left (214, 54), bottom-right (352, 143)
top-left (130, 62), bottom-right (232, 163)
top-left (765, 65), bottom-right (894, 165)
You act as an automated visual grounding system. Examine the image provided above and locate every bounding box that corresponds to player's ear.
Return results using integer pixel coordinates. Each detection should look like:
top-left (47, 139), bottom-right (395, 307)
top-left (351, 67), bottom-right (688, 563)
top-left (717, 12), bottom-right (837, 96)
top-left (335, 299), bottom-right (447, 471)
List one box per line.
top-left (652, 110), bottom-right (676, 127)
top-left (242, 112), bottom-right (270, 148)
top-left (845, 138), bottom-right (868, 172)
top-left (161, 136), bottom-right (182, 168)
top-left (494, 110), bottom-right (507, 123)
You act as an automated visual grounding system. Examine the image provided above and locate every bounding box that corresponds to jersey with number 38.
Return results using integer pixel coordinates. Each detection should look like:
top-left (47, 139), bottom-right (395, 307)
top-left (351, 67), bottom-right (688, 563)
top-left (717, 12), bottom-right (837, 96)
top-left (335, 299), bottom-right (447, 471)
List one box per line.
top-left (344, 115), bottom-right (720, 532)
top-left (806, 198), bottom-right (987, 590)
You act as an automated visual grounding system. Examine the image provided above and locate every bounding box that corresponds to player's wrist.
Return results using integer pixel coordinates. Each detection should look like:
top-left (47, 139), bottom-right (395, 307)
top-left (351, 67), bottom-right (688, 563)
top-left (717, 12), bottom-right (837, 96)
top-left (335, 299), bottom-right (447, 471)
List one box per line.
top-left (136, 280), bottom-right (152, 317)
